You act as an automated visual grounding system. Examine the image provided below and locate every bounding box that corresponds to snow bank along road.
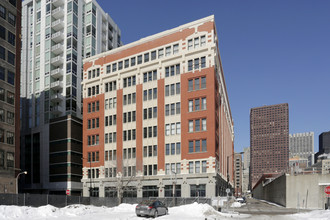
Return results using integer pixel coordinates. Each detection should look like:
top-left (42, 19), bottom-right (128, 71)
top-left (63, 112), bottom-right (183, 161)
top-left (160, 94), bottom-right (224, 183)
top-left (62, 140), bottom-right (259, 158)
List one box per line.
top-left (0, 202), bottom-right (329, 220)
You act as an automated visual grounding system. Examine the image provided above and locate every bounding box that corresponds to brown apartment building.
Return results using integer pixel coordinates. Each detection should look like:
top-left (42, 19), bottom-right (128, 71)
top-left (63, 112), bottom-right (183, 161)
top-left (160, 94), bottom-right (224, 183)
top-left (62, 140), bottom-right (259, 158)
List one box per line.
top-left (250, 103), bottom-right (289, 188)
top-left (82, 16), bottom-right (234, 198)
top-left (0, 0), bottom-right (21, 193)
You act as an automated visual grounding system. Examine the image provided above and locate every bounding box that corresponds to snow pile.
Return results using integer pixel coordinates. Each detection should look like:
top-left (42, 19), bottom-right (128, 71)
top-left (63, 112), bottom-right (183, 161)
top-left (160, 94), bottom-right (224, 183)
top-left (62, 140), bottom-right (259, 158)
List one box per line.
top-left (231, 202), bottom-right (243, 208)
top-left (290, 209), bottom-right (330, 220)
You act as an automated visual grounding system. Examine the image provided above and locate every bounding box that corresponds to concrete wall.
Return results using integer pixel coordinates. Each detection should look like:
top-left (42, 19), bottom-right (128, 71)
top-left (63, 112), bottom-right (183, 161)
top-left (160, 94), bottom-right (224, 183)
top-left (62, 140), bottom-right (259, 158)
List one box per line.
top-left (253, 174), bottom-right (286, 207)
top-left (253, 173), bottom-right (330, 209)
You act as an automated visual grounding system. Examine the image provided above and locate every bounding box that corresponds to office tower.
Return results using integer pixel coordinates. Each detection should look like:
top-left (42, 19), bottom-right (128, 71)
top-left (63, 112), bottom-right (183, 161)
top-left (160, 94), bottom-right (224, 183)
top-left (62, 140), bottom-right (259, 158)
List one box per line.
top-left (234, 153), bottom-right (242, 197)
top-left (0, 0), bottom-right (22, 193)
top-left (242, 147), bottom-right (250, 193)
top-left (82, 15), bottom-right (235, 198)
top-left (315, 131), bottom-right (330, 163)
top-left (20, 0), bottom-right (121, 194)
top-left (289, 132), bottom-right (314, 167)
top-left (250, 103), bottom-right (289, 188)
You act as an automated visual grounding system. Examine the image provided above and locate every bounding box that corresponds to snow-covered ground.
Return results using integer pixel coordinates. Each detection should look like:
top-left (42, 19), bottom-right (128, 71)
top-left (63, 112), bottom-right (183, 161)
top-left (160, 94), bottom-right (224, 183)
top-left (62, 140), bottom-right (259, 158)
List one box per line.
top-left (0, 203), bottom-right (329, 220)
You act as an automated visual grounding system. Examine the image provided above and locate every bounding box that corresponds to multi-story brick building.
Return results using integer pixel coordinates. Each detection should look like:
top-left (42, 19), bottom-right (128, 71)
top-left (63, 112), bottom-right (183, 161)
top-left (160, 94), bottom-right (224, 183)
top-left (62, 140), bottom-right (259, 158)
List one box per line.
top-left (0, 0), bottom-right (21, 193)
top-left (82, 15), bottom-right (234, 198)
top-left (250, 103), bottom-right (289, 189)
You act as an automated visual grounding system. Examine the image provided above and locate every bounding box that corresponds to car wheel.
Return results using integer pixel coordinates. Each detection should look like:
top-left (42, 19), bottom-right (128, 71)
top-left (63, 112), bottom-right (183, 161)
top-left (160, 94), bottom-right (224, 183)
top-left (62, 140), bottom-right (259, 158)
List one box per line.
top-left (153, 210), bottom-right (158, 218)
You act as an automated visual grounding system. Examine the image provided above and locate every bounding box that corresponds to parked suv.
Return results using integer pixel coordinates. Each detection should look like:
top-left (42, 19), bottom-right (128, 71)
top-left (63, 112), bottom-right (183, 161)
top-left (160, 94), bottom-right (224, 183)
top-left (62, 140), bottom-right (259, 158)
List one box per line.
top-left (135, 200), bottom-right (168, 218)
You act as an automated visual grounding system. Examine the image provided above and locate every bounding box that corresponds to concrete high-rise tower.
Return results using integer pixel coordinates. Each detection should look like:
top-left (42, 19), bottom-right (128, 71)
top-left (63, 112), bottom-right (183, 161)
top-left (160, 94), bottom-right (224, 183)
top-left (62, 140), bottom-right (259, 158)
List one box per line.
top-left (20, 0), bottom-right (121, 194)
top-left (250, 103), bottom-right (289, 188)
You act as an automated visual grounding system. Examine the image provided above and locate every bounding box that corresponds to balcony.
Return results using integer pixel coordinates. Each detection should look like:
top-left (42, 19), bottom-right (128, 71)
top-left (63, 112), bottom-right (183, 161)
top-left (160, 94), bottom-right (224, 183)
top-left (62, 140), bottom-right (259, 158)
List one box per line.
top-left (50, 105), bottom-right (63, 114)
top-left (52, 0), bottom-right (64, 7)
top-left (50, 81), bottom-right (63, 90)
top-left (50, 68), bottom-right (63, 78)
top-left (102, 23), bottom-right (107, 31)
top-left (50, 93), bottom-right (63, 102)
top-left (51, 43), bottom-right (63, 55)
top-left (52, 7), bottom-right (64, 19)
top-left (51, 55), bottom-right (63, 66)
top-left (52, 19), bottom-right (64, 31)
top-left (51, 31), bottom-right (63, 43)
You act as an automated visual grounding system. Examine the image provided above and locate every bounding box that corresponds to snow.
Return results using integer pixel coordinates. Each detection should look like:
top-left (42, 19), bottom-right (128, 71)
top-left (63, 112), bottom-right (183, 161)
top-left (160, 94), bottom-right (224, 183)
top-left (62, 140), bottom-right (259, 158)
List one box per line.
top-left (0, 202), bottom-right (329, 220)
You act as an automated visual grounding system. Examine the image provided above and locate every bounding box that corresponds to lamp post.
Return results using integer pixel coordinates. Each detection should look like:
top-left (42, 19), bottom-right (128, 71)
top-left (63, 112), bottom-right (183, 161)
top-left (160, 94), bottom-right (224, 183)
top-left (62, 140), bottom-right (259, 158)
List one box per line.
top-left (16, 171), bottom-right (27, 194)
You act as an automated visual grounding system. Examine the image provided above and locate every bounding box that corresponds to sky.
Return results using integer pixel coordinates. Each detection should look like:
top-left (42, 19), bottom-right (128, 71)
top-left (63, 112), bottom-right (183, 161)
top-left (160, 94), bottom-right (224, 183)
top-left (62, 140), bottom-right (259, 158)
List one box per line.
top-left (97, 0), bottom-right (330, 153)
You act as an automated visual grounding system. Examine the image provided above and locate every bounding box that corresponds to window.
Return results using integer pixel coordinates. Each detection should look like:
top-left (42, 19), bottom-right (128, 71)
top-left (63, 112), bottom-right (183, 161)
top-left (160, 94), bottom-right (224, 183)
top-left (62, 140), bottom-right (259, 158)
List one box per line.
top-left (165, 85), bottom-right (169, 96)
top-left (202, 118), bottom-right (207, 131)
top-left (0, 46), bottom-right (5, 60)
top-left (189, 141), bottom-right (194, 153)
top-left (202, 139), bottom-right (207, 152)
top-left (188, 60), bottom-right (193, 71)
top-left (176, 102), bottom-right (180, 114)
top-left (201, 56), bottom-right (206, 68)
top-left (202, 161), bottom-right (207, 173)
top-left (151, 50), bottom-right (156, 60)
top-left (6, 152), bottom-right (14, 168)
top-left (202, 97), bottom-right (206, 110)
top-left (195, 140), bottom-right (200, 152)
top-left (189, 100), bottom-right (193, 112)
top-left (188, 79), bottom-right (193, 91)
top-left (189, 162), bottom-right (194, 173)
top-left (195, 98), bottom-right (200, 111)
top-left (187, 39), bottom-right (193, 50)
top-left (195, 119), bottom-right (200, 132)
top-left (165, 124), bottom-right (170, 136)
top-left (165, 46), bottom-right (171, 56)
top-left (0, 109), bottom-right (4, 122)
top-left (158, 48), bottom-right (163, 58)
top-left (8, 12), bottom-right (16, 27)
top-left (0, 5), bottom-right (6, 19)
top-left (194, 78), bottom-right (200, 90)
top-left (173, 44), bottom-right (179, 54)
top-left (6, 70), bottom-right (14, 86)
top-left (0, 25), bottom-right (4, 40)
top-left (106, 65), bottom-right (111, 73)
top-left (7, 91), bottom-right (14, 105)
top-left (194, 37), bottom-right (199, 48)
top-left (131, 57), bottom-right (136, 66)
top-left (144, 53), bottom-right (149, 62)
top-left (137, 55), bottom-right (142, 64)
top-left (201, 77), bottom-right (206, 89)
top-left (6, 131), bottom-right (14, 145)
top-left (176, 143), bottom-right (181, 154)
top-left (7, 31), bottom-right (15, 46)
top-left (189, 120), bottom-right (193, 132)
top-left (0, 129), bottom-right (3, 143)
top-left (0, 88), bottom-right (4, 101)
top-left (195, 161), bottom-right (200, 173)
top-left (201, 36), bottom-right (206, 46)
top-left (7, 51), bottom-right (15, 65)
top-left (7, 111), bottom-right (14, 125)
top-left (0, 66), bottom-right (5, 81)
top-left (165, 144), bottom-right (170, 155)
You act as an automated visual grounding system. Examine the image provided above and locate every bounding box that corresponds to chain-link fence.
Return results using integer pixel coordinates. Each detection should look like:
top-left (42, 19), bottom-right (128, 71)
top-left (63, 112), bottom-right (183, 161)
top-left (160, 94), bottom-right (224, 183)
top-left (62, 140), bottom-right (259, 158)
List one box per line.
top-left (0, 193), bottom-right (211, 208)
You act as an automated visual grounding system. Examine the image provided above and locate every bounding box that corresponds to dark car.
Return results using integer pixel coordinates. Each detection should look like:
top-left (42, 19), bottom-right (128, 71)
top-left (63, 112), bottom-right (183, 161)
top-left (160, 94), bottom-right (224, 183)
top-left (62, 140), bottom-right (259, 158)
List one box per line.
top-left (135, 200), bottom-right (168, 218)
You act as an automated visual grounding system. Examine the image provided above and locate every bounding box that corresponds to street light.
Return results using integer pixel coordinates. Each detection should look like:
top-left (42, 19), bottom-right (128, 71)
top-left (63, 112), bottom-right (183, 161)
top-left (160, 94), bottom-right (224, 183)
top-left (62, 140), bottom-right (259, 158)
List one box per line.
top-left (171, 170), bottom-right (177, 205)
top-left (16, 171), bottom-right (27, 194)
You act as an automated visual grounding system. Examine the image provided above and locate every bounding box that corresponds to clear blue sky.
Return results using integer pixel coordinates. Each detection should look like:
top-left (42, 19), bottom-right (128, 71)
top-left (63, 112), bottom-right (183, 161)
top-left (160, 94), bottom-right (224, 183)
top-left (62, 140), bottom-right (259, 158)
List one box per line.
top-left (97, 0), bottom-right (330, 153)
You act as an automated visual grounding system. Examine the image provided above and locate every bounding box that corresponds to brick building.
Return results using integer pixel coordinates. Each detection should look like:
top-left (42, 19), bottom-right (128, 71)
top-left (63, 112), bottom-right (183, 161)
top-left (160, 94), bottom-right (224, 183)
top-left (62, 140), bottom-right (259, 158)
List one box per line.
top-left (82, 16), bottom-right (234, 198)
top-left (250, 103), bottom-right (289, 188)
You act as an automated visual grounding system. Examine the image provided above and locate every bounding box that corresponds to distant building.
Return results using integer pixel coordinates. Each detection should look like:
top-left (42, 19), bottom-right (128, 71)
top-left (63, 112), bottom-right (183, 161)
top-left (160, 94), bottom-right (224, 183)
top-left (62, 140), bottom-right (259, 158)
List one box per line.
top-left (315, 132), bottom-right (330, 163)
top-left (242, 147), bottom-right (250, 194)
top-left (234, 153), bottom-right (242, 197)
top-left (250, 103), bottom-right (289, 188)
top-left (0, 0), bottom-right (22, 193)
top-left (289, 132), bottom-right (314, 167)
